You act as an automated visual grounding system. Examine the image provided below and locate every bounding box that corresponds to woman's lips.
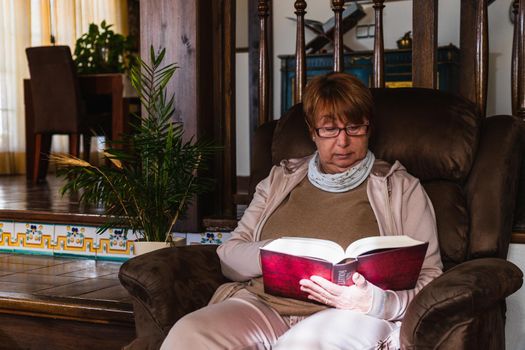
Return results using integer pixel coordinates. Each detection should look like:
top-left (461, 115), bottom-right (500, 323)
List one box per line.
top-left (334, 153), bottom-right (351, 159)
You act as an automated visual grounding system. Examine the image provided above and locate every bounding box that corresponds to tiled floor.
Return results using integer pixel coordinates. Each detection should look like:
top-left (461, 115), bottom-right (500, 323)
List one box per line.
top-left (0, 252), bottom-right (130, 302)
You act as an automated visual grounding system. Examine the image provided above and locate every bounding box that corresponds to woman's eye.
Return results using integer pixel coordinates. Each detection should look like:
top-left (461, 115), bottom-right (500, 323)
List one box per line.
top-left (323, 127), bottom-right (338, 132)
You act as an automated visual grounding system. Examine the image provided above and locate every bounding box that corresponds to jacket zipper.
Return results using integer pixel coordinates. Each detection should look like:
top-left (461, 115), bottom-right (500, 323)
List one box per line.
top-left (384, 176), bottom-right (396, 234)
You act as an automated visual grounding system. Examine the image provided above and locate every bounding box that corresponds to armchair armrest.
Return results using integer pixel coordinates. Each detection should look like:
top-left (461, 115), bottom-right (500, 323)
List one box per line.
top-left (400, 258), bottom-right (523, 348)
top-left (119, 245), bottom-right (228, 337)
top-left (465, 115), bottom-right (525, 258)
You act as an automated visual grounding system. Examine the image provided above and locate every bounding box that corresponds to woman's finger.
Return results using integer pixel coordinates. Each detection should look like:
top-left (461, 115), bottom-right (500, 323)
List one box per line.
top-left (300, 280), bottom-right (334, 305)
top-left (352, 272), bottom-right (368, 289)
top-left (310, 275), bottom-right (342, 295)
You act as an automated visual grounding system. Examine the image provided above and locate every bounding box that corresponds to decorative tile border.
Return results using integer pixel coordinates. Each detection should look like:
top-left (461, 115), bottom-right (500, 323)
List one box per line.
top-left (0, 219), bottom-right (232, 260)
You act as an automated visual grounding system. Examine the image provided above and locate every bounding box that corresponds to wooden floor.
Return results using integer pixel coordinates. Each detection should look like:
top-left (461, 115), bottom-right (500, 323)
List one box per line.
top-left (0, 174), bottom-right (109, 225)
top-left (0, 252), bottom-right (129, 301)
top-left (0, 175), bottom-right (135, 349)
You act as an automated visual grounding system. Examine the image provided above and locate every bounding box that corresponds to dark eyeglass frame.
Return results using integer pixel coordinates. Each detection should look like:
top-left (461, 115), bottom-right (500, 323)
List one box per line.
top-left (313, 124), bottom-right (369, 138)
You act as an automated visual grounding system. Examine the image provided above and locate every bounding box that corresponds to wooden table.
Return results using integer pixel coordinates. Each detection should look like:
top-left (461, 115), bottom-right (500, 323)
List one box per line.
top-left (24, 73), bottom-right (137, 181)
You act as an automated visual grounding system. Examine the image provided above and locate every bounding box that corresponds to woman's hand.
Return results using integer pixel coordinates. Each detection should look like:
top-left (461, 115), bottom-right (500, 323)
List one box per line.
top-left (299, 272), bottom-right (373, 313)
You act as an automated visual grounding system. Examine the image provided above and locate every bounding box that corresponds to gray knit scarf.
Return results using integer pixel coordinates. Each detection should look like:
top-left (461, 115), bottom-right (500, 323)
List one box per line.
top-left (307, 150), bottom-right (375, 193)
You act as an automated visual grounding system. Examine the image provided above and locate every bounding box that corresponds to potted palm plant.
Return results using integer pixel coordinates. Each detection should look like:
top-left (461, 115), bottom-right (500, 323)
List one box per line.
top-left (52, 47), bottom-right (216, 255)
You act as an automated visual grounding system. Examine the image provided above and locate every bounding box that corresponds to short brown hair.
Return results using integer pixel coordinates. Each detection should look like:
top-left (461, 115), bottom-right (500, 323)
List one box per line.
top-left (302, 72), bottom-right (373, 129)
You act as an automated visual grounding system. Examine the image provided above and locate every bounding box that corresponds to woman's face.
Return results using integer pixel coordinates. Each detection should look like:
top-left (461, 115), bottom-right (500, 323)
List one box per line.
top-left (311, 113), bottom-right (369, 174)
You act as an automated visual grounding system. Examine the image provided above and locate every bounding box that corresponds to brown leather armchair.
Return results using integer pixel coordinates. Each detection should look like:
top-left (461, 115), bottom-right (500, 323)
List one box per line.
top-left (119, 88), bottom-right (524, 349)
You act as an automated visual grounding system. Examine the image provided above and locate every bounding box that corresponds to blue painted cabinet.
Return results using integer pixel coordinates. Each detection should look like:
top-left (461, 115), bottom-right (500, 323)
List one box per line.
top-left (279, 45), bottom-right (460, 114)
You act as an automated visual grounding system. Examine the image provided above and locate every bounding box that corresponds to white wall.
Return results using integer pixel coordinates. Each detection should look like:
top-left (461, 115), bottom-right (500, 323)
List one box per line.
top-left (236, 52), bottom-right (250, 177)
top-left (507, 244), bottom-right (525, 350)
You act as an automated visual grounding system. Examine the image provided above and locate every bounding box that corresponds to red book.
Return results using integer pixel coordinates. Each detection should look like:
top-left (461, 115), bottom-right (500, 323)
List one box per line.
top-left (260, 235), bottom-right (428, 302)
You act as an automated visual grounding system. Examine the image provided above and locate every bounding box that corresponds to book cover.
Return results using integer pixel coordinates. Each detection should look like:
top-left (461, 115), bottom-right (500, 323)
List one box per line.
top-left (260, 236), bottom-right (428, 302)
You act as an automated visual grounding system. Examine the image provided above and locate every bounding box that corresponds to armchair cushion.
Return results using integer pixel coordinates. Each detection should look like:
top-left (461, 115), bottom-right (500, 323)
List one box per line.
top-left (270, 89), bottom-right (482, 184)
top-left (271, 103), bottom-right (315, 165)
top-left (400, 258), bottom-right (523, 348)
top-left (369, 88), bottom-right (481, 183)
top-left (422, 181), bottom-right (469, 269)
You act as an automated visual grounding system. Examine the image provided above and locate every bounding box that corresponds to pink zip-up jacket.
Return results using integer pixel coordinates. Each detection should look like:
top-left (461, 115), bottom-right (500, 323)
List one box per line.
top-left (215, 155), bottom-right (443, 321)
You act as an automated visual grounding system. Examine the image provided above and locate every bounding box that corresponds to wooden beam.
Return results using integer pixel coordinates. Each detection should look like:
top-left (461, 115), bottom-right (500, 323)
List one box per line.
top-left (294, 0), bottom-right (307, 104)
top-left (460, 0), bottom-right (488, 116)
top-left (513, 0), bottom-right (525, 119)
top-left (332, 0), bottom-right (345, 72)
top-left (412, 0), bottom-right (438, 89)
top-left (258, 0), bottom-right (270, 126)
top-left (210, 0), bottom-right (236, 218)
top-left (141, 0), bottom-right (233, 230)
top-left (372, 0), bottom-right (385, 88)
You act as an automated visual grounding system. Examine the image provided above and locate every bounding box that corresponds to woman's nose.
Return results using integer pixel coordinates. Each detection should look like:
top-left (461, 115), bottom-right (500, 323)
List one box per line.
top-left (336, 130), bottom-right (351, 147)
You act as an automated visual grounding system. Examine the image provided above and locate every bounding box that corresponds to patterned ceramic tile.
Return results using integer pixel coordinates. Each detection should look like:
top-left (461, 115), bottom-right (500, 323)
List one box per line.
top-left (96, 227), bottom-right (134, 259)
top-left (53, 224), bottom-right (97, 257)
top-left (186, 232), bottom-right (232, 245)
top-left (0, 221), bottom-right (14, 251)
top-left (12, 222), bottom-right (54, 254)
top-left (0, 217), bottom-right (231, 260)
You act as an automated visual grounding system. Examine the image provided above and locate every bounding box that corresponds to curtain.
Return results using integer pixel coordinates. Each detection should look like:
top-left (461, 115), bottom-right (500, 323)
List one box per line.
top-left (0, 0), bottom-right (31, 174)
top-left (0, 0), bottom-right (128, 174)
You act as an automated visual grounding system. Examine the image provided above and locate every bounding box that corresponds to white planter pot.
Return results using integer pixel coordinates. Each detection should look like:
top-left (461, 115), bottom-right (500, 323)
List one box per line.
top-left (133, 237), bottom-right (186, 256)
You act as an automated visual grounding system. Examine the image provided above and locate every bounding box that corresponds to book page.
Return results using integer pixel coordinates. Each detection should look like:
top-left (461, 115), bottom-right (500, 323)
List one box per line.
top-left (344, 235), bottom-right (424, 259)
top-left (261, 237), bottom-right (345, 264)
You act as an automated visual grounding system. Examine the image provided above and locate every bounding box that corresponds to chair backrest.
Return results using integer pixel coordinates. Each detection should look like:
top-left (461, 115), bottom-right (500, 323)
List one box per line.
top-left (26, 46), bottom-right (82, 134)
top-left (250, 87), bottom-right (525, 271)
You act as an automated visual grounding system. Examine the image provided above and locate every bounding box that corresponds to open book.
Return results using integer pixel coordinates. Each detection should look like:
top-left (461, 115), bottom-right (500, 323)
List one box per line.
top-left (260, 235), bottom-right (428, 302)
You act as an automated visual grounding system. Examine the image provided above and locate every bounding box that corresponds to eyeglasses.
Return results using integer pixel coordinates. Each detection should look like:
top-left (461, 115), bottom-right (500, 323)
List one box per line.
top-left (314, 124), bottom-right (369, 138)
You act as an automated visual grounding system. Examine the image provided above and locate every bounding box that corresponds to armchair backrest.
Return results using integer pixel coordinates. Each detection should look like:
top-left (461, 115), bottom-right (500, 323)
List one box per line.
top-left (26, 46), bottom-right (82, 134)
top-left (250, 88), bottom-right (525, 270)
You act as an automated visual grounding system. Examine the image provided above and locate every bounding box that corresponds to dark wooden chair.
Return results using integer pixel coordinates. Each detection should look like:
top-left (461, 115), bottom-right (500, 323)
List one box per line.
top-left (25, 46), bottom-right (111, 183)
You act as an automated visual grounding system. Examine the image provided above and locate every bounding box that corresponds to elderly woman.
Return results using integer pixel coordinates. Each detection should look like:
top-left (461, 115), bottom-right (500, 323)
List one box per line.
top-left (161, 72), bottom-right (442, 350)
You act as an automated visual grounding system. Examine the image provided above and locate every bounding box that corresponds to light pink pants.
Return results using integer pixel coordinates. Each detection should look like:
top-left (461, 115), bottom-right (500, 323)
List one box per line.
top-left (160, 290), bottom-right (399, 350)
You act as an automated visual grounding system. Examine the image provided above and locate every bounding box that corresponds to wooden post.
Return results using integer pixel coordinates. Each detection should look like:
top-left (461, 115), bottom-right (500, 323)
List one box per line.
top-left (294, 0), bottom-right (307, 104)
top-left (140, 0), bottom-right (235, 230)
top-left (460, 0), bottom-right (488, 117)
top-left (475, 0), bottom-right (489, 117)
top-left (332, 0), bottom-right (345, 72)
top-left (412, 0), bottom-right (438, 89)
top-left (372, 0), bottom-right (385, 88)
top-left (513, 0), bottom-right (519, 116)
top-left (513, 0), bottom-right (525, 119)
top-left (258, 0), bottom-right (270, 126)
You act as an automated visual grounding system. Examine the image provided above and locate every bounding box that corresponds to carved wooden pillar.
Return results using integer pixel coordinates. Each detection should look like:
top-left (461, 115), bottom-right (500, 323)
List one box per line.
top-left (372, 0), bottom-right (385, 88)
top-left (294, 0), bottom-right (307, 104)
top-left (332, 0), bottom-right (345, 72)
top-left (513, 0), bottom-right (525, 119)
top-left (475, 0), bottom-right (488, 117)
top-left (460, 0), bottom-right (488, 117)
top-left (258, 0), bottom-right (270, 126)
top-left (141, 0), bottom-right (235, 229)
top-left (412, 0), bottom-right (438, 89)
top-left (513, 0), bottom-right (519, 116)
